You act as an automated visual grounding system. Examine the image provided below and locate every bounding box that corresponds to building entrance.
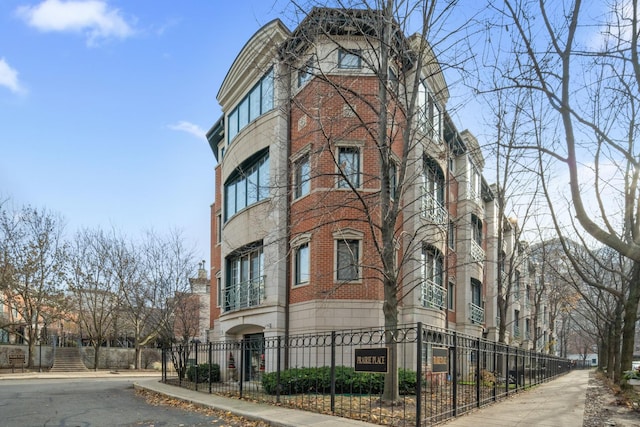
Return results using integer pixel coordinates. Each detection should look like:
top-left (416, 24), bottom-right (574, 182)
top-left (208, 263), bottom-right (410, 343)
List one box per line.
top-left (243, 332), bottom-right (264, 381)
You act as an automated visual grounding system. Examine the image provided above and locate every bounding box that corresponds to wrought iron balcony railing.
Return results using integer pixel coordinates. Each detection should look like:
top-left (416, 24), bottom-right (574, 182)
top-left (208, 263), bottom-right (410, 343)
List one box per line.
top-left (513, 325), bottom-right (521, 338)
top-left (469, 302), bottom-right (484, 324)
top-left (471, 240), bottom-right (484, 263)
top-left (223, 276), bottom-right (265, 313)
top-left (421, 189), bottom-right (447, 225)
top-left (421, 279), bottom-right (446, 310)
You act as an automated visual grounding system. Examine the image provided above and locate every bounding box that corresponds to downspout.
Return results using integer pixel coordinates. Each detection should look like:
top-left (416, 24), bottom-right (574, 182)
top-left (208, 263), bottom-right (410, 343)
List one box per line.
top-left (444, 135), bottom-right (451, 330)
top-left (283, 60), bottom-right (292, 370)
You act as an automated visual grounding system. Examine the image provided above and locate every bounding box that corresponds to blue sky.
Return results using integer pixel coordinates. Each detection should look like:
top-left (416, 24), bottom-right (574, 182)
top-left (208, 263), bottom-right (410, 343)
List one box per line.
top-left (0, 0), bottom-right (293, 263)
top-left (0, 0), bottom-right (616, 265)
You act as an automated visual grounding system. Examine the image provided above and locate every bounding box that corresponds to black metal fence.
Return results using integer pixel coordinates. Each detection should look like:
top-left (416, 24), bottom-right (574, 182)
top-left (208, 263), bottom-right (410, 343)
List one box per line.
top-left (161, 323), bottom-right (571, 426)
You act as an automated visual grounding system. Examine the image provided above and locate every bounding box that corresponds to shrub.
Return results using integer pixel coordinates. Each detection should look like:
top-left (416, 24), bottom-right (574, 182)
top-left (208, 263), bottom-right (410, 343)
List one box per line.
top-left (261, 366), bottom-right (416, 395)
top-left (141, 349), bottom-right (160, 369)
top-left (480, 369), bottom-right (497, 387)
top-left (187, 363), bottom-right (220, 383)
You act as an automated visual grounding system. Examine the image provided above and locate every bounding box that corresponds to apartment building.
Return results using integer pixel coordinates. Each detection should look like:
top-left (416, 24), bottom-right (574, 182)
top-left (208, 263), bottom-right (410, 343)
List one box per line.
top-left (205, 7), bottom-right (549, 352)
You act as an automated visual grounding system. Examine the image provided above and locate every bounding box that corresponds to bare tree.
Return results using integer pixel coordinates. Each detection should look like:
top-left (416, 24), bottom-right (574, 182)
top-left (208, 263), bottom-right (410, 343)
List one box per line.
top-left (0, 205), bottom-right (68, 367)
top-left (278, 0), bottom-right (475, 401)
top-left (67, 228), bottom-right (121, 370)
top-left (483, 0), bottom-right (640, 378)
top-left (116, 229), bottom-right (197, 369)
top-left (483, 87), bottom-right (544, 345)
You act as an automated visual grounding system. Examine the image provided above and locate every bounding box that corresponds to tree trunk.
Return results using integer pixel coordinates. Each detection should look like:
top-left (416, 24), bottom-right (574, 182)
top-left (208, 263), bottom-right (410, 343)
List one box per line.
top-left (93, 343), bottom-right (100, 371)
top-left (382, 279), bottom-right (399, 403)
top-left (620, 261), bottom-right (640, 375)
top-left (610, 302), bottom-right (623, 380)
top-left (135, 344), bottom-right (141, 370)
top-left (497, 298), bottom-right (507, 343)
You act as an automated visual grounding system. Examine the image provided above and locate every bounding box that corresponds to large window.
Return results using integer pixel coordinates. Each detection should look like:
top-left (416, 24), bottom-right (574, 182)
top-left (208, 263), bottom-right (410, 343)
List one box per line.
top-left (337, 146), bottom-right (361, 188)
top-left (417, 80), bottom-right (442, 140)
top-left (514, 271), bottom-right (521, 300)
top-left (227, 68), bottom-right (274, 143)
top-left (471, 278), bottom-right (482, 306)
top-left (421, 246), bottom-right (445, 309)
top-left (470, 278), bottom-right (483, 323)
top-left (294, 155), bottom-right (310, 198)
top-left (422, 246), bottom-right (444, 286)
top-left (225, 245), bottom-right (264, 312)
top-left (471, 214), bottom-right (483, 246)
top-left (224, 150), bottom-right (269, 220)
top-left (469, 161), bottom-right (481, 201)
top-left (422, 156), bottom-right (446, 223)
top-left (337, 239), bottom-right (360, 281)
top-left (338, 49), bottom-right (362, 69)
top-left (295, 243), bottom-right (310, 285)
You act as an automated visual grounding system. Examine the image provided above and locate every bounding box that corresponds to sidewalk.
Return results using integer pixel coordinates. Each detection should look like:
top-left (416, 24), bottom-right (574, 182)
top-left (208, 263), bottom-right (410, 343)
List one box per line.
top-left (134, 378), bottom-right (379, 427)
top-left (442, 369), bottom-right (590, 427)
top-left (1, 369), bottom-right (591, 427)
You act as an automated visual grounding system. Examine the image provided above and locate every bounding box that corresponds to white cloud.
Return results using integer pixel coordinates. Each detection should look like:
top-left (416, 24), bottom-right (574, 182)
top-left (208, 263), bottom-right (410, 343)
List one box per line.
top-left (16, 0), bottom-right (134, 46)
top-left (585, 0), bottom-right (638, 51)
top-left (168, 121), bottom-right (206, 140)
top-left (0, 58), bottom-right (24, 94)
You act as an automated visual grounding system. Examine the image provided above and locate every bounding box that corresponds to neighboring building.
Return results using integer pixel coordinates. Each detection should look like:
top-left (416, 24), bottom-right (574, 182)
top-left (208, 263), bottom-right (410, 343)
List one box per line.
top-left (185, 262), bottom-right (211, 343)
top-left (204, 7), bottom-right (550, 353)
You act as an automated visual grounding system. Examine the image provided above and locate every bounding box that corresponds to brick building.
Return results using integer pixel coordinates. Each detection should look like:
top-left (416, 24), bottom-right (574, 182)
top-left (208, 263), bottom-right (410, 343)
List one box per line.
top-left (204, 7), bottom-right (550, 356)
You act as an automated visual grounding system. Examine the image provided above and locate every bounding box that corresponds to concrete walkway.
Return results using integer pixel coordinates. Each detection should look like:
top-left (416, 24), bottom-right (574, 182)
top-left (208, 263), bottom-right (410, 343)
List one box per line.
top-left (0, 369), bottom-right (592, 427)
top-left (442, 369), bottom-right (590, 427)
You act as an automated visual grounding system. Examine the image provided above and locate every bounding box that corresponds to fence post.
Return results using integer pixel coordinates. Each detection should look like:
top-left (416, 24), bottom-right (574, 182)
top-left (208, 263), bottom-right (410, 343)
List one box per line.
top-left (331, 331), bottom-right (336, 414)
top-left (492, 342), bottom-right (497, 401)
top-left (505, 346), bottom-right (509, 395)
top-left (194, 342), bottom-right (199, 385)
top-left (162, 347), bottom-right (166, 383)
top-left (514, 348), bottom-right (519, 392)
top-left (476, 337), bottom-right (481, 407)
top-left (239, 340), bottom-right (244, 398)
top-left (452, 331), bottom-right (458, 417)
top-left (416, 322), bottom-right (422, 427)
top-left (276, 336), bottom-right (281, 404)
top-left (522, 350), bottom-right (527, 390)
top-left (208, 342), bottom-right (212, 394)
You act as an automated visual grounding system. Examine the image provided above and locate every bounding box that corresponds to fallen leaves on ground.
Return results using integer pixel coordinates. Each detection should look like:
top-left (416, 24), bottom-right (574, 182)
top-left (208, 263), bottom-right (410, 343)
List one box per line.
top-left (136, 388), bottom-right (270, 426)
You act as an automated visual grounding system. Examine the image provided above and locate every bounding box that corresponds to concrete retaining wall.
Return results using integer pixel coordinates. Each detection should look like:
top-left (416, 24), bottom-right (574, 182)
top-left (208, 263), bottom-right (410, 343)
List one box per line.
top-left (0, 344), bottom-right (161, 370)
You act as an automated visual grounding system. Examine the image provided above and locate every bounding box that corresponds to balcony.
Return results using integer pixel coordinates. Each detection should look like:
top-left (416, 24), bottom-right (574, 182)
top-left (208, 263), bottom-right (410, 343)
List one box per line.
top-left (421, 189), bottom-right (447, 225)
top-left (224, 276), bottom-right (265, 313)
top-left (513, 325), bottom-right (521, 339)
top-left (500, 271), bottom-right (508, 284)
top-left (469, 302), bottom-right (484, 324)
top-left (471, 241), bottom-right (484, 263)
top-left (468, 184), bottom-right (479, 202)
top-left (421, 279), bottom-right (446, 310)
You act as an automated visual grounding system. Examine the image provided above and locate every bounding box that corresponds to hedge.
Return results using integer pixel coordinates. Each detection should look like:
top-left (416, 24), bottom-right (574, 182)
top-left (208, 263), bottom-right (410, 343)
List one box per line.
top-left (261, 366), bottom-right (417, 395)
top-left (186, 363), bottom-right (221, 383)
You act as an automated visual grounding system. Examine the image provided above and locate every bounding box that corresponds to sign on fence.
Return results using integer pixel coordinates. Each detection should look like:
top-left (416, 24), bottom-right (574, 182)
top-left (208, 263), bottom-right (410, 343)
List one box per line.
top-left (354, 347), bottom-right (388, 373)
top-left (432, 347), bottom-right (448, 373)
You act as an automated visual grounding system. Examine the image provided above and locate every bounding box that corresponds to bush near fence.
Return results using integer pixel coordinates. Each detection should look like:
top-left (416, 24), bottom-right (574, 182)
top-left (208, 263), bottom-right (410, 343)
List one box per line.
top-left (186, 363), bottom-right (220, 383)
top-left (161, 323), bottom-right (571, 427)
top-left (261, 366), bottom-right (417, 395)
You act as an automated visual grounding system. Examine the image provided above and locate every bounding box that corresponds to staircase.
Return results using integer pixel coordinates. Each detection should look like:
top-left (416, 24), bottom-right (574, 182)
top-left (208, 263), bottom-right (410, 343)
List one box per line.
top-left (50, 347), bottom-right (88, 372)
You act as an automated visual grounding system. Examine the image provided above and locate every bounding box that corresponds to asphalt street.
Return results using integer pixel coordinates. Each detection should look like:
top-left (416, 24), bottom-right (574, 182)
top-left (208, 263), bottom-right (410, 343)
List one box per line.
top-left (0, 377), bottom-right (230, 427)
